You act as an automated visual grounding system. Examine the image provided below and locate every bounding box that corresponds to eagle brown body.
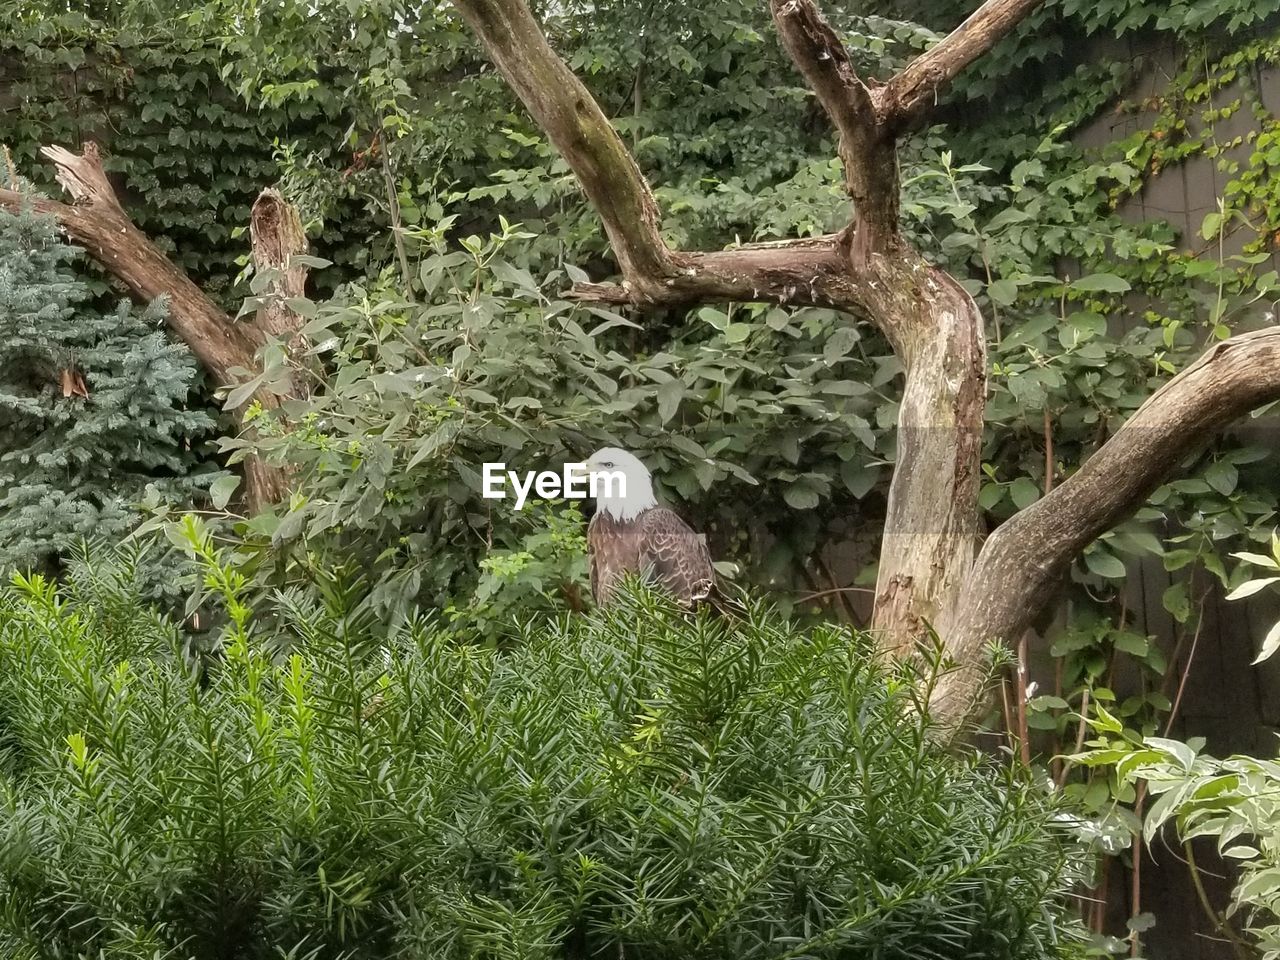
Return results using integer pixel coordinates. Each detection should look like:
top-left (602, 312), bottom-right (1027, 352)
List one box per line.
top-left (588, 505), bottom-right (715, 606)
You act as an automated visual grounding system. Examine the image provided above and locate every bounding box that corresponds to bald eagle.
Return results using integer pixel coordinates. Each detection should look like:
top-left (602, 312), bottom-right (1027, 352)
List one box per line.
top-left (583, 447), bottom-right (715, 607)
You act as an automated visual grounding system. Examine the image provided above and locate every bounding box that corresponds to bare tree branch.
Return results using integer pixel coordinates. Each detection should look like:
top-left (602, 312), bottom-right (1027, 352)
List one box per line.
top-left (452, 0), bottom-right (676, 292)
top-left (564, 232), bottom-right (856, 305)
top-left (884, 0), bottom-right (1046, 133)
top-left (42, 144), bottom-right (124, 211)
top-left (1, 145), bottom-right (260, 384)
top-left (933, 326), bottom-right (1280, 725)
top-left (769, 0), bottom-right (875, 130)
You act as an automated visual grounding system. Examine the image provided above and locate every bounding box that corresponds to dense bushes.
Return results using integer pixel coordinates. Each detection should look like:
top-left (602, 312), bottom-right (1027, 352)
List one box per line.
top-left (0, 541), bottom-right (1087, 959)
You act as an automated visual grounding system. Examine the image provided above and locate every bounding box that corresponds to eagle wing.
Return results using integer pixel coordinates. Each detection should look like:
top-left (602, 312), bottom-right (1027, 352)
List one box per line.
top-left (588, 510), bottom-right (642, 605)
top-left (638, 507), bottom-right (714, 604)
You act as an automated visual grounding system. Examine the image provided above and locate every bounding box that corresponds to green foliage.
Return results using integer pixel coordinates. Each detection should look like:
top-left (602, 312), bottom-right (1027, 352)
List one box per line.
top-left (463, 501), bottom-right (590, 640)
top-left (0, 4), bottom-right (369, 303)
top-left (1224, 532), bottom-right (1280, 664)
top-left (1080, 736), bottom-right (1280, 958)
top-left (0, 540), bottom-right (1089, 959)
top-left (206, 218), bottom-right (892, 620)
top-left (0, 198), bottom-right (214, 573)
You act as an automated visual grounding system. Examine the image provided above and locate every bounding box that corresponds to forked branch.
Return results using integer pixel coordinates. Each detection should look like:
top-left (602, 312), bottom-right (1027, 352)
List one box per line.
top-left (769, 0), bottom-right (875, 129)
top-left (452, 0), bottom-right (1048, 299)
top-left (768, 0), bottom-right (898, 252)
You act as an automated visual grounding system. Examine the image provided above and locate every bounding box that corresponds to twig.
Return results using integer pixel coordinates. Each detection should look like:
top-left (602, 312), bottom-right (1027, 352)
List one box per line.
top-left (999, 677), bottom-right (1016, 756)
top-left (795, 585), bottom-right (875, 602)
top-left (1130, 781), bottom-right (1146, 957)
top-left (813, 554), bottom-right (866, 627)
top-left (1043, 407), bottom-right (1055, 493)
top-left (1054, 686), bottom-right (1090, 789)
top-left (377, 132), bottom-right (416, 302)
top-left (1164, 591), bottom-right (1208, 738)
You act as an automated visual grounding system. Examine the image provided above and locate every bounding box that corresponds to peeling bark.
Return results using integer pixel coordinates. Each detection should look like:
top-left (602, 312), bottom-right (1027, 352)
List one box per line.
top-left (884, 0), bottom-right (1046, 134)
top-left (867, 264), bottom-right (986, 652)
top-left (249, 187), bottom-right (312, 397)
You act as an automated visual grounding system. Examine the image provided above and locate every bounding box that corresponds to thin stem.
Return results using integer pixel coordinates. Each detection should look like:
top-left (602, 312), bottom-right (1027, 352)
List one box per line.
top-left (1164, 591), bottom-right (1208, 738)
top-left (378, 131), bottom-right (416, 302)
top-left (1043, 408), bottom-right (1055, 493)
top-left (1183, 839), bottom-right (1253, 960)
top-left (1016, 630), bottom-right (1031, 766)
top-left (1054, 686), bottom-right (1090, 789)
top-left (999, 678), bottom-right (1016, 756)
top-left (1129, 781), bottom-right (1145, 957)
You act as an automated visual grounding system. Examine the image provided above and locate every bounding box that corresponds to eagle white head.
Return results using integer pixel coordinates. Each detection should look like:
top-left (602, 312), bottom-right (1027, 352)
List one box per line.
top-left (583, 446), bottom-right (657, 522)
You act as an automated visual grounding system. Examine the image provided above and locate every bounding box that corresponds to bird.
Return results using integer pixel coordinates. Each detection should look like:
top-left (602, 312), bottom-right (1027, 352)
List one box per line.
top-left (582, 447), bottom-right (715, 607)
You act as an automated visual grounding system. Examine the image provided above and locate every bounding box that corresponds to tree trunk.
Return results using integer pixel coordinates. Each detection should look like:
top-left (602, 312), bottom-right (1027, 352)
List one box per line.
top-left (862, 261), bottom-right (986, 653)
top-left (249, 186), bottom-right (312, 398)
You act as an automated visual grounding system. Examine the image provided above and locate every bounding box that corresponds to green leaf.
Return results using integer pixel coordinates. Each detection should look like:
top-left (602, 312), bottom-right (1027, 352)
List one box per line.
top-left (697, 306), bottom-right (728, 331)
top-left (1145, 736), bottom-right (1197, 772)
top-left (1252, 620), bottom-right (1280, 665)
top-left (764, 308), bottom-right (791, 331)
top-left (1127, 913), bottom-right (1156, 934)
top-left (273, 506), bottom-right (307, 545)
top-left (406, 420), bottom-right (462, 469)
top-left (1205, 460), bottom-right (1238, 496)
top-left (987, 279), bottom-right (1018, 307)
top-left (1162, 582), bottom-right (1192, 623)
top-left (1010, 477), bottom-right (1040, 510)
top-left (1226, 577), bottom-right (1280, 601)
top-left (1084, 548), bottom-right (1126, 579)
top-left (1092, 703), bottom-right (1124, 734)
top-left (783, 485), bottom-right (820, 510)
top-left (657, 380), bottom-right (683, 425)
top-left (291, 255), bottom-right (334, 269)
top-left (284, 297), bottom-right (318, 318)
top-left (223, 375), bottom-right (264, 410)
top-left (209, 475), bottom-right (240, 511)
top-left (1112, 632), bottom-right (1149, 657)
top-left (1070, 273), bottom-right (1130, 294)
top-left (978, 483), bottom-right (1005, 510)
top-left (840, 461), bottom-right (879, 498)
top-left (823, 326), bottom-right (860, 363)
top-left (1232, 552), bottom-right (1280, 569)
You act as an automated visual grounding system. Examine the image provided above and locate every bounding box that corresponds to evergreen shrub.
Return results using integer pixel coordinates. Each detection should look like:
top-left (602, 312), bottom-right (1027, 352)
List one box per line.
top-left (0, 198), bottom-right (213, 573)
top-left (0, 538), bottom-right (1088, 959)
